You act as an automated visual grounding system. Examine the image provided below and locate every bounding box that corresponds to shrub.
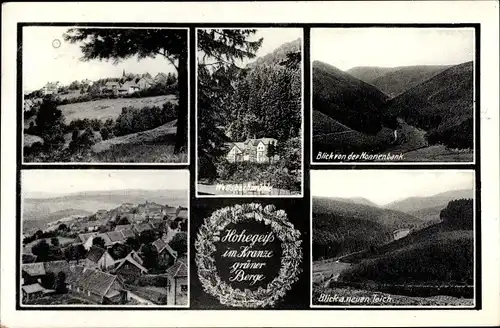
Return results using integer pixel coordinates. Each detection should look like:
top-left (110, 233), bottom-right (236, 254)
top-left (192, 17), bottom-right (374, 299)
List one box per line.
top-left (114, 102), bottom-right (178, 136)
top-left (90, 119), bottom-right (103, 131)
top-left (440, 198), bottom-right (474, 230)
top-left (100, 127), bottom-right (110, 140)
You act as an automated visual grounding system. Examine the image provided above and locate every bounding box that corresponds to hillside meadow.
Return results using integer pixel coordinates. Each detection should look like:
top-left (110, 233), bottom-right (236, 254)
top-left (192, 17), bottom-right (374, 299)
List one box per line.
top-left (59, 95), bottom-right (177, 122)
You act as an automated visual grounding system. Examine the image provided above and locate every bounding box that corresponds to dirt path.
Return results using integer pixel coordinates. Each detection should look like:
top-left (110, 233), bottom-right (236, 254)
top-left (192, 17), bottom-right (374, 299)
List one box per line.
top-left (386, 118), bottom-right (428, 153)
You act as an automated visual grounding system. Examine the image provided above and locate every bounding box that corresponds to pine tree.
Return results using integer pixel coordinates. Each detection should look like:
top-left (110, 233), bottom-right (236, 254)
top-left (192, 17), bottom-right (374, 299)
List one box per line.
top-left (197, 29), bottom-right (263, 180)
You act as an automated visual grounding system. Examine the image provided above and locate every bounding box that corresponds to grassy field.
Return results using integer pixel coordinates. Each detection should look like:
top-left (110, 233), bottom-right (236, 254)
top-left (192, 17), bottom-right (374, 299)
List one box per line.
top-left (88, 143), bottom-right (187, 163)
top-left (313, 259), bottom-right (352, 283)
top-left (402, 145), bottom-right (473, 162)
top-left (86, 120), bottom-right (187, 163)
top-left (23, 236), bottom-right (75, 253)
top-left (59, 95), bottom-right (177, 122)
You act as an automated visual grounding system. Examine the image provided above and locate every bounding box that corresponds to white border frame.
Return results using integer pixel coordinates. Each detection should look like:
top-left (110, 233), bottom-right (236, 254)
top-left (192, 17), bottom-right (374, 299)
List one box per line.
top-left (194, 27), bottom-right (305, 198)
top-left (21, 26), bottom-right (191, 166)
top-left (19, 169), bottom-right (191, 309)
top-left (309, 169), bottom-right (477, 309)
top-left (309, 27), bottom-right (477, 166)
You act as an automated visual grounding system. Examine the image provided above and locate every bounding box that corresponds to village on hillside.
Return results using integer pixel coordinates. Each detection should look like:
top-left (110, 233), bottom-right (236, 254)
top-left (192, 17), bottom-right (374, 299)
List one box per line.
top-left (21, 201), bottom-right (188, 306)
top-left (24, 70), bottom-right (178, 112)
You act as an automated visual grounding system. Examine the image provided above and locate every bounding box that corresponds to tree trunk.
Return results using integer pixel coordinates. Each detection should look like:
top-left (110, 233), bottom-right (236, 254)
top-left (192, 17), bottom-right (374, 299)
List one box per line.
top-left (174, 52), bottom-right (188, 154)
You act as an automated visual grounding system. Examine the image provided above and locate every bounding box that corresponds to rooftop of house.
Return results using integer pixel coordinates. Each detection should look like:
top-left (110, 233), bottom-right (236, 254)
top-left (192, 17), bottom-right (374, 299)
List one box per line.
top-left (166, 259), bottom-right (187, 278)
top-left (176, 209), bottom-right (188, 220)
top-left (114, 253), bottom-right (148, 274)
top-left (106, 231), bottom-right (126, 243)
top-left (120, 229), bottom-right (136, 239)
top-left (22, 283), bottom-right (49, 294)
top-left (133, 223), bottom-right (153, 233)
top-left (125, 285), bottom-right (167, 305)
top-left (22, 262), bottom-right (46, 276)
top-left (152, 238), bottom-right (167, 253)
top-left (114, 224), bottom-right (133, 231)
top-left (228, 137), bottom-right (278, 151)
top-left (43, 260), bottom-right (70, 275)
top-left (86, 246), bottom-right (107, 263)
top-left (95, 233), bottom-right (113, 246)
top-left (67, 265), bottom-right (121, 297)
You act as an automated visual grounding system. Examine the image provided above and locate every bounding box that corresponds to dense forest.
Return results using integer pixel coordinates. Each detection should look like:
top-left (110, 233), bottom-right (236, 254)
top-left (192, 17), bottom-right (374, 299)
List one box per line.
top-left (197, 30), bottom-right (302, 192)
top-left (313, 60), bottom-right (474, 155)
top-left (337, 198), bottom-right (474, 287)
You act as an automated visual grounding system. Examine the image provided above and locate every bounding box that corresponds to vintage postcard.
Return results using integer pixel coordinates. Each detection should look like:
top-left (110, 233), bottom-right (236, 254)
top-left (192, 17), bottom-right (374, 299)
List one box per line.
top-left (1, 1), bottom-right (499, 328)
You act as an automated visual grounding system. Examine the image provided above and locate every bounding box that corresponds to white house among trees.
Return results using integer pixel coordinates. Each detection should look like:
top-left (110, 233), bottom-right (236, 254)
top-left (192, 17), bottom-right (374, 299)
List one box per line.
top-left (226, 137), bottom-right (278, 163)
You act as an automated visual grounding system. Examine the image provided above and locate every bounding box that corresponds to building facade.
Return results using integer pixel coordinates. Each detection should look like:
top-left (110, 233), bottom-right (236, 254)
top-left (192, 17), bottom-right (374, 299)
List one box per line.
top-left (226, 138), bottom-right (278, 163)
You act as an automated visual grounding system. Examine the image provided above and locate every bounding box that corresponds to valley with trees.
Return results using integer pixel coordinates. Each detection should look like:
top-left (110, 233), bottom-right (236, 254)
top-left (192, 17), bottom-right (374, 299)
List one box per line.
top-left (197, 29), bottom-right (302, 196)
top-left (312, 188), bottom-right (475, 306)
top-left (312, 28), bottom-right (475, 162)
top-left (23, 27), bottom-right (188, 163)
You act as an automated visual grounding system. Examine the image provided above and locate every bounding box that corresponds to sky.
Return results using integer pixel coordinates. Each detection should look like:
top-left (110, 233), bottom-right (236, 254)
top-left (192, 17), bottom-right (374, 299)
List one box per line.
top-left (311, 28), bottom-right (475, 71)
top-left (197, 28), bottom-right (302, 67)
top-left (21, 170), bottom-right (189, 195)
top-left (311, 170), bottom-right (474, 206)
top-left (22, 26), bottom-right (183, 92)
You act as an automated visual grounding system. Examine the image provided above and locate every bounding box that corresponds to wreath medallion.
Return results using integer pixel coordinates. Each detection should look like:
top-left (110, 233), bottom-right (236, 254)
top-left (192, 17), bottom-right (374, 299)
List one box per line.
top-left (195, 203), bottom-right (302, 308)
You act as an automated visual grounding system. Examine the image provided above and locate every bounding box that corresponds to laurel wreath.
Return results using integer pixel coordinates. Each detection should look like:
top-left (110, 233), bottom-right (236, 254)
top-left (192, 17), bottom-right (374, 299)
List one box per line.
top-left (195, 203), bottom-right (302, 308)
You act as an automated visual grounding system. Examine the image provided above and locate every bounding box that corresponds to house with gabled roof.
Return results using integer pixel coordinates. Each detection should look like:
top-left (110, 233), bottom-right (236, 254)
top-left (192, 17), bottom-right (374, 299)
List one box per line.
top-left (226, 137), bottom-right (278, 163)
top-left (106, 231), bottom-right (126, 244)
top-left (176, 209), bottom-right (188, 221)
top-left (43, 260), bottom-right (71, 277)
top-left (124, 285), bottom-right (168, 305)
top-left (135, 76), bottom-right (154, 90)
top-left (85, 246), bottom-right (117, 271)
top-left (120, 229), bottom-right (136, 240)
top-left (152, 238), bottom-right (177, 267)
top-left (103, 81), bottom-right (120, 94)
top-left (165, 257), bottom-right (188, 305)
top-left (118, 81), bottom-right (140, 95)
top-left (66, 265), bottom-right (124, 304)
top-left (42, 81), bottom-right (60, 95)
top-left (115, 224), bottom-right (133, 231)
top-left (82, 232), bottom-right (113, 250)
top-left (22, 263), bottom-right (46, 285)
top-left (22, 283), bottom-right (54, 302)
top-left (113, 252), bottom-right (148, 281)
top-left (75, 232), bottom-right (99, 247)
top-left (154, 72), bottom-right (169, 84)
top-left (133, 223), bottom-right (153, 234)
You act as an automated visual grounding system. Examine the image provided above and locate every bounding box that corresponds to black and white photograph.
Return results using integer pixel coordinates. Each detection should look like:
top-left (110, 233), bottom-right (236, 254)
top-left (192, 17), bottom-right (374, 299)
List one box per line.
top-left (196, 28), bottom-right (303, 196)
top-left (311, 170), bottom-right (475, 307)
top-left (20, 170), bottom-right (189, 307)
top-left (22, 26), bottom-right (188, 164)
top-left (312, 28), bottom-right (475, 163)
